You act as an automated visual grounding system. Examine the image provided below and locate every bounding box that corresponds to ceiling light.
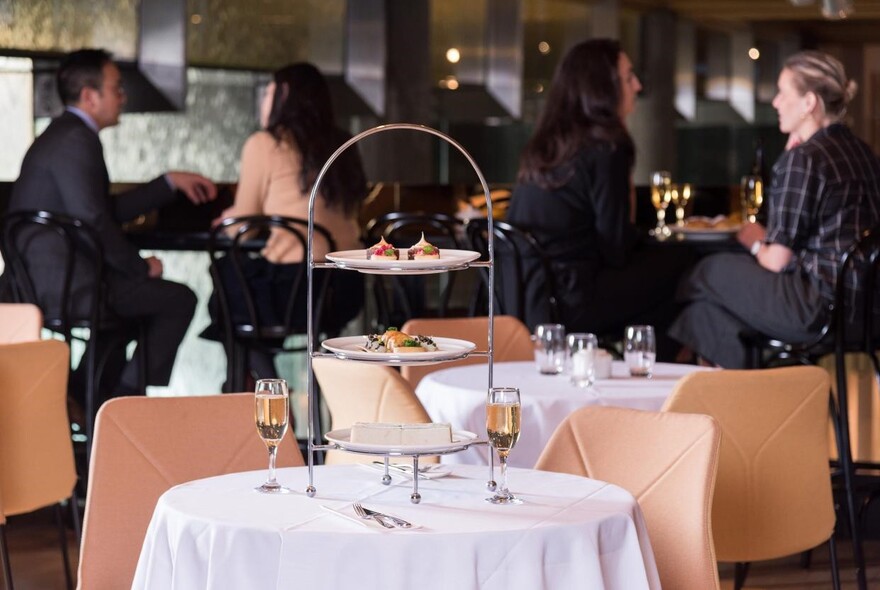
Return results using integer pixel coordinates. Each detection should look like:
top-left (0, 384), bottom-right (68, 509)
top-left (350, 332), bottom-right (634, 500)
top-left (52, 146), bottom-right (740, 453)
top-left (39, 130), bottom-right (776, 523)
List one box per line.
top-left (538, 41), bottom-right (551, 55)
top-left (821, 0), bottom-right (854, 19)
top-left (748, 48), bottom-right (760, 60)
top-left (446, 48), bottom-right (460, 64)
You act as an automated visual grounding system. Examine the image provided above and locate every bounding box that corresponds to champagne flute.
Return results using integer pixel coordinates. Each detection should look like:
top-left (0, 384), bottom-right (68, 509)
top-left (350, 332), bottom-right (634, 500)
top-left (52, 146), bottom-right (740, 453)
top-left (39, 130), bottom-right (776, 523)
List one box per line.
top-left (674, 183), bottom-right (692, 227)
top-left (650, 171), bottom-right (672, 238)
top-left (740, 175), bottom-right (764, 223)
top-left (486, 387), bottom-right (522, 505)
top-left (254, 378), bottom-right (292, 493)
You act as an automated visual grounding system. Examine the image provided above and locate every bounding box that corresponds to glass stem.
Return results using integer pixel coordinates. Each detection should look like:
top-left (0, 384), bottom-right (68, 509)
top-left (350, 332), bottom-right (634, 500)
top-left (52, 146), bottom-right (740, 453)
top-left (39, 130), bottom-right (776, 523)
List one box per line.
top-left (499, 454), bottom-right (509, 494)
top-left (267, 445), bottom-right (278, 485)
top-left (656, 209), bottom-right (665, 226)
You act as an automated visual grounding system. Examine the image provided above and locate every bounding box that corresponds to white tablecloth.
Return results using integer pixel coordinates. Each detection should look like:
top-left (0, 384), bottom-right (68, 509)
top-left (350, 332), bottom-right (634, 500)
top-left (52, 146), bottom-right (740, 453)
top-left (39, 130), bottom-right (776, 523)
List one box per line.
top-left (416, 360), bottom-right (710, 468)
top-left (133, 465), bottom-right (660, 590)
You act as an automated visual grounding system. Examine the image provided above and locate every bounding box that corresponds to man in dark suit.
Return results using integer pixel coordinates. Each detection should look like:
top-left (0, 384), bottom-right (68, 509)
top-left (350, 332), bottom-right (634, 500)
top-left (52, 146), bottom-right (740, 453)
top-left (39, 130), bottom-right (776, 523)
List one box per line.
top-left (8, 48), bottom-right (217, 398)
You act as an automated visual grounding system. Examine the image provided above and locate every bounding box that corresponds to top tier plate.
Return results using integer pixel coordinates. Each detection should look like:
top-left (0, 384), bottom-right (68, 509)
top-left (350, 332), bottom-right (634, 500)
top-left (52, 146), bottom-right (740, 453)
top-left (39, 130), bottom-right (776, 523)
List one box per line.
top-left (325, 249), bottom-right (481, 275)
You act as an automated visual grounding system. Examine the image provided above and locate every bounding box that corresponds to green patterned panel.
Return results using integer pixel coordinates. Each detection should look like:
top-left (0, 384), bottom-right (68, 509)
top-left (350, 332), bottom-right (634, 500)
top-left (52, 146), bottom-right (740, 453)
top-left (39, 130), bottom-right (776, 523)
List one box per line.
top-left (0, 0), bottom-right (137, 58)
top-left (187, 0), bottom-right (345, 70)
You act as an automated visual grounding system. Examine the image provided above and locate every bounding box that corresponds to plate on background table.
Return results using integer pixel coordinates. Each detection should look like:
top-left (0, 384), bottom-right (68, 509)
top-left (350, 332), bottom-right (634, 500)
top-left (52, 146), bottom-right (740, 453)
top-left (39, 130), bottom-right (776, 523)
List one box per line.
top-left (321, 336), bottom-right (476, 364)
top-left (325, 249), bottom-right (481, 274)
top-left (326, 428), bottom-right (483, 455)
top-left (670, 217), bottom-right (740, 241)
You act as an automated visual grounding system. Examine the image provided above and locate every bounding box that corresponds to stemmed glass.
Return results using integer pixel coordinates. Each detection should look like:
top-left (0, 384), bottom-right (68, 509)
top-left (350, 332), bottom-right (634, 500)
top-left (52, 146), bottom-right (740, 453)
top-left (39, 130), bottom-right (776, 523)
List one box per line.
top-left (740, 175), bottom-right (764, 223)
top-left (486, 387), bottom-right (522, 505)
top-left (650, 171), bottom-right (672, 238)
top-left (254, 378), bottom-right (292, 494)
top-left (672, 183), bottom-right (692, 227)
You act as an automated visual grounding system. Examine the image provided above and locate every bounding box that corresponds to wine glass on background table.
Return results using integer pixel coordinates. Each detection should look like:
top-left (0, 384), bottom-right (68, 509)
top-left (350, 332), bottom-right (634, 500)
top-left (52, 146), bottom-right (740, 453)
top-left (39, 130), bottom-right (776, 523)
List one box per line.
top-left (650, 171), bottom-right (672, 238)
top-left (672, 183), bottom-right (692, 227)
top-left (254, 378), bottom-right (292, 494)
top-left (740, 175), bottom-right (764, 224)
top-left (486, 387), bottom-right (523, 505)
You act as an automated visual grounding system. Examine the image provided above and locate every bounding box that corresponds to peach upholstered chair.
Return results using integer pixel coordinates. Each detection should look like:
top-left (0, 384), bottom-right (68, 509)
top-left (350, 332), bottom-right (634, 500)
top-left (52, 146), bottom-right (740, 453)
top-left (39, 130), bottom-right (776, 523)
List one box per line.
top-left (399, 315), bottom-right (533, 388)
top-left (76, 393), bottom-right (303, 590)
top-left (312, 357), bottom-right (438, 465)
top-left (0, 303), bottom-right (42, 343)
top-left (535, 406), bottom-right (722, 590)
top-left (663, 366), bottom-right (839, 590)
top-left (0, 340), bottom-right (77, 590)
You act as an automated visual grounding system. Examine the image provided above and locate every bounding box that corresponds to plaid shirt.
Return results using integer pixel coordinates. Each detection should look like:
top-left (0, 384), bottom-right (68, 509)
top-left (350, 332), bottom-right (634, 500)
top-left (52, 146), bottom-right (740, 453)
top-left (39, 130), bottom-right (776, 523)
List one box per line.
top-left (766, 123), bottom-right (880, 303)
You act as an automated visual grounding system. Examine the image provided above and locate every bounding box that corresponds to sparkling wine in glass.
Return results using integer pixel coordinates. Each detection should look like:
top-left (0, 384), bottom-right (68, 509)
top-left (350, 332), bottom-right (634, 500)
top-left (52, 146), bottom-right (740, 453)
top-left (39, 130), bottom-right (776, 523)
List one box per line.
top-left (254, 378), bottom-right (292, 494)
top-left (486, 387), bottom-right (522, 505)
top-left (650, 171), bottom-right (672, 238)
top-left (740, 175), bottom-right (764, 223)
top-left (673, 183), bottom-right (692, 227)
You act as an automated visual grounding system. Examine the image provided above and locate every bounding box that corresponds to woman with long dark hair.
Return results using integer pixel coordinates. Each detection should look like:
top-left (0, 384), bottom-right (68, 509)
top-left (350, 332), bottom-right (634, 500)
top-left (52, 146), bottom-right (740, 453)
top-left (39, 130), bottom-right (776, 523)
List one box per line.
top-left (205, 63), bottom-right (367, 379)
top-left (507, 39), bottom-right (689, 360)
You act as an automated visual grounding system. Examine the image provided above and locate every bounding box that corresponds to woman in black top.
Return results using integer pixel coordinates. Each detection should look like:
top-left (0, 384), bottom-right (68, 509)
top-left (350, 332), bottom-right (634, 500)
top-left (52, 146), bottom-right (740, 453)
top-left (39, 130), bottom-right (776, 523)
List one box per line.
top-left (507, 39), bottom-right (691, 360)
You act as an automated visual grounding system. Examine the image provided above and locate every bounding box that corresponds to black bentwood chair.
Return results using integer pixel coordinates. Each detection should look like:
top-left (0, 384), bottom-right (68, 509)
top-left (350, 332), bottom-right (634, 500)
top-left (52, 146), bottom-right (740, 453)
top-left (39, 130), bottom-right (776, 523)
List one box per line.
top-left (0, 210), bottom-right (146, 459)
top-left (364, 212), bottom-right (465, 329)
top-left (464, 217), bottom-right (560, 327)
top-left (742, 225), bottom-right (880, 590)
top-left (207, 215), bottom-right (338, 393)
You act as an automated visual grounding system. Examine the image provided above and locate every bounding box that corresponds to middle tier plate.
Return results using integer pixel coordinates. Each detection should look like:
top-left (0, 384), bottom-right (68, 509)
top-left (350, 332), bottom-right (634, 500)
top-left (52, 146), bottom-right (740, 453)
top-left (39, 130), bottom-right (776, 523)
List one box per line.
top-left (321, 336), bottom-right (477, 365)
top-left (325, 248), bottom-right (481, 275)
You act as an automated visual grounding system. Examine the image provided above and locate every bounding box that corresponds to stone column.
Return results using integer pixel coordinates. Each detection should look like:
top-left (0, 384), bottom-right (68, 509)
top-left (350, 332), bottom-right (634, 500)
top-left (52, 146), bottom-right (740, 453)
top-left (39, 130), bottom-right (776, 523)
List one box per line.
top-left (629, 9), bottom-right (677, 184)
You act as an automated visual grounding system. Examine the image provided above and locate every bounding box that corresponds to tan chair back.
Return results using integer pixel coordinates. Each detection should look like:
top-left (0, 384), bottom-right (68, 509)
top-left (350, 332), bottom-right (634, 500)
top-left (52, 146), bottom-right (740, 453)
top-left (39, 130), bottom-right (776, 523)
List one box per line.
top-left (535, 406), bottom-right (721, 590)
top-left (663, 366), bottom-right (835, 563)
top-left (399, 315), bottom-right (533, 388)
top-left (0, 303), bottom-right (42, 344)
top-left (312, 358), bottom-right (436, 464)
top-left (0, 340), bottom-right (75, 517)
top-left (77, 393), bottom-right (303, 590)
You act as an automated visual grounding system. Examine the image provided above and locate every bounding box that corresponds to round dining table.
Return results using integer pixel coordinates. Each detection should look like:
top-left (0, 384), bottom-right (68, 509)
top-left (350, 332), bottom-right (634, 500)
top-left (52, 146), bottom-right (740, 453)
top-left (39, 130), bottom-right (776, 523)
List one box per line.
top-left (132, 464), bottom-right (660, 590)
top-left (415, 360), bottom-right (710, 468)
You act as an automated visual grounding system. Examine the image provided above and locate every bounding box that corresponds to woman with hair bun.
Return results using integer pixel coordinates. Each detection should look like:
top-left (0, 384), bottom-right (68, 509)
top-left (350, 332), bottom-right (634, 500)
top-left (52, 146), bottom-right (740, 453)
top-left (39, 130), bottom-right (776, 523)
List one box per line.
top-left (669, 50), bottom-right (880, 368)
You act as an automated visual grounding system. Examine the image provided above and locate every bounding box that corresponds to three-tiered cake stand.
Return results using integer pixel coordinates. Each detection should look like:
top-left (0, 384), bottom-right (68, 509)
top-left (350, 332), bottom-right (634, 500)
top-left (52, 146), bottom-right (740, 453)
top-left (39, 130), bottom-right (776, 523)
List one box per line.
top-left (304, 124), bottom-right (499, 503)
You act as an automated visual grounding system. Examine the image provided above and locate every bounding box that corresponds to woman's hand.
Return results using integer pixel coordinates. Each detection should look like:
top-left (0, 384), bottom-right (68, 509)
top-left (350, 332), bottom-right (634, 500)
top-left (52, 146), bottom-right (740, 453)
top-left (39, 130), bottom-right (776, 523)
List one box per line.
top-left (737, 222), bottom-right (793, 272)
top-left (737, 221), bottom-right (766, 249)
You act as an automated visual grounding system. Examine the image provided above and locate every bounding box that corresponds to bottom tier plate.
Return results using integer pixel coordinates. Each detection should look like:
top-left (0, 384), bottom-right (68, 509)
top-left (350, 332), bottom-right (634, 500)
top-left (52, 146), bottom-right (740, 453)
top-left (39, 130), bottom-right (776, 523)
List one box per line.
top-left (324, 428), bottom-right (484, 455)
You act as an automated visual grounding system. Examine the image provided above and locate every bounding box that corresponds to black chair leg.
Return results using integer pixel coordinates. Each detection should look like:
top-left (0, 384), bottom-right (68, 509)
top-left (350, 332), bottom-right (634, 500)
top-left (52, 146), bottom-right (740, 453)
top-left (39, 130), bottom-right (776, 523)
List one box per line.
top-left (829, 534), bottom-right (842, 590)
top-left (136, 322), bottom-right (148, 394)
top-left (232, 342), bottom-right (248, 392)
top-left (733, 562), bottom-right (750, 590)
top-left (800, 548), bottom-right (812, 569)
top-left (834, 376), bottom-right (868, 590)
top-left (84, 338), bottom-right (98, 461)
top-left (53, 503), bottom-right (74, 590)
top-left (70, 490), bottom-right (82, 543)
top-left (0, 523), bottom-right (13, 590)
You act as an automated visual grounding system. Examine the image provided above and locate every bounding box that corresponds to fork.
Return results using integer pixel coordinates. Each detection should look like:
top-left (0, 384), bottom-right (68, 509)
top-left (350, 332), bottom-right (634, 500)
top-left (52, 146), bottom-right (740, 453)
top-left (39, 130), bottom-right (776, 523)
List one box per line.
top-left (352, 502), bottom-right (395, 528)
top-left (353, 502), bottom-right (412, 528)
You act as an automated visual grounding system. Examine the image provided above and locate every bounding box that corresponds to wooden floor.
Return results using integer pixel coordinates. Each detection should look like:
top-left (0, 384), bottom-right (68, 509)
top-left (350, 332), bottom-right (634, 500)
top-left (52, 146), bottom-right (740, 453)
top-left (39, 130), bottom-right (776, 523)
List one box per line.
top-left (4, 506), bottom-right (880, 589)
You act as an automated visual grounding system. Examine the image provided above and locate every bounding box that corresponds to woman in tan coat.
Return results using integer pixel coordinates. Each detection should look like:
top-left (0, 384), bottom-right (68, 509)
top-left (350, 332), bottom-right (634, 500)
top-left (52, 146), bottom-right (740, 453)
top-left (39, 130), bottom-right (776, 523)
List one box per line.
top-left (206, 63), bottom-right (367, 379)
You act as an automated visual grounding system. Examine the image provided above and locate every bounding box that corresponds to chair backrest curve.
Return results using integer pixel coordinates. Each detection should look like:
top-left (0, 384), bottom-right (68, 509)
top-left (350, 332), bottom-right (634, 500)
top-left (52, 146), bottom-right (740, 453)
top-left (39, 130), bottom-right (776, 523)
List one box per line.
top-left (535, 406), bottom-right (722, 590)
top-left (77, 393), bottom-right (303, 590)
